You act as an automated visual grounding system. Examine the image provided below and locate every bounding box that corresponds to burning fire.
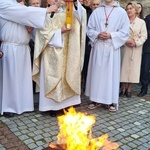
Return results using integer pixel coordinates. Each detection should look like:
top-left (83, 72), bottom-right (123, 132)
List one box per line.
top-left (49, 107), bottom-right (119, 150)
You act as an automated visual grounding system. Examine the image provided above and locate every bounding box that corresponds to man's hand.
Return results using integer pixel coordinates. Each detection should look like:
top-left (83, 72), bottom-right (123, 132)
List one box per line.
top-left (46, 5), bottom-right (58, 14)
top-left (0, 51), bottom-right (3, 58)
top-left (26, 26), bottom-right (33, 33)
top-left (61, 24), bottom-right (72, 33)
top-left (98, 32), bottom-right (111, 40)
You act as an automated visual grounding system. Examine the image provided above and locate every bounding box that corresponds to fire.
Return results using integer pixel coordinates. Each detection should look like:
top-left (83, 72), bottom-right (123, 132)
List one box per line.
top-left (50, 107), bottom-right (119, 150)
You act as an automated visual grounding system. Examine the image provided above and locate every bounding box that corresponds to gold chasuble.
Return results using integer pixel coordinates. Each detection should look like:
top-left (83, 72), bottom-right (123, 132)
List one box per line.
top-left (33, 4), bottom-right (87, 102)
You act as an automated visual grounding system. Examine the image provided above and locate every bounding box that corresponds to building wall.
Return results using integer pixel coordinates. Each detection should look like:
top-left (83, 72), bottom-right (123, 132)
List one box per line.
top-left (119, 0), bottom-right (150, 16)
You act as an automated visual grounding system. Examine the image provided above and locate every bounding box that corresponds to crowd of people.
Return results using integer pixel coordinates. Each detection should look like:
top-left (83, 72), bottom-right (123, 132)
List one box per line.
top-left (0, 0), bottom-right (149, 117)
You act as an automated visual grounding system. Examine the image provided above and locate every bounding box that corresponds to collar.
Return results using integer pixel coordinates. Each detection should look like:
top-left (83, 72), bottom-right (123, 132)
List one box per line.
top-left (101, 1), bottom-right (120, 7)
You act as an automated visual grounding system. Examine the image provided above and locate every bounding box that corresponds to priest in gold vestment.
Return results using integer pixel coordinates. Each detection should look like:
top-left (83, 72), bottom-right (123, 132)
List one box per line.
top-left (33, 0), bottom-right (86, 115)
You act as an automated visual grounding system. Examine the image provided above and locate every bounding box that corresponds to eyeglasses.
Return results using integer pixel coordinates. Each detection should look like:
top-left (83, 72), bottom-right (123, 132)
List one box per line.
top-left (92, 3), bottom-right (99, 6)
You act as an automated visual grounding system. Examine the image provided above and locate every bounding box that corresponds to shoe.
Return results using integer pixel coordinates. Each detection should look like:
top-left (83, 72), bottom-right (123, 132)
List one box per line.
top-left (109, 105), bottom-right (117, 112)
top-left (49, 110), bottom-right (57, 117)
top-left (87, 102), bottom-right (101, 110)
top-left (119, 91), bottom-right (125, 97)
top-left (138, 91), bottom-right (147, 97)
top-left (101, 104), bottom-right (110, 109)
top-left (3, 112), bottom-right (15, 118)
top-left (125, 91), bottom-right (131, 98)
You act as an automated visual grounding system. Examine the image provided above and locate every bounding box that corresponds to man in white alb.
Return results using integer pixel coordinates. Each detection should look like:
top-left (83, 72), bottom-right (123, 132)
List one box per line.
top-left (0, 0), bottom-right (58, 117)
top-left (85, 0), bottom-right (130, 111)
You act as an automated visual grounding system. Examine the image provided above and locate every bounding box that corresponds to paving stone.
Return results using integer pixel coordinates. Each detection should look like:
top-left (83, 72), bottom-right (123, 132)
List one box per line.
top-left (131, 134), bottom-right (140, 139)
top-left (139, 137), bottom-right (149, 143)
top-left (125, 137), bottom-right (134, 142)
top-left (28, 127), bottom-right (37, 132)
top-left (114, 134), bottom-right (123, 140)
top-left (27, 143), bottom-right (37, 149)
top-left (24, 139), bottom-right (35, 145)
top-left (21, 119), bottom-right (33, 124)
top-left (43, 128), bottom-right (52, 133)
top-left (32, 119), bottom-right (38, 122)
top-left (36, 141), bottom-right (45, 146)
top-left (138, 145), bottom-right (150, 150)
top-left (27, 132), bottom-right (36, 137)
top-left (34, 135), bottom-right (44, 141)
top-left (50, 131), bottom-right (58, 136)
top-left (18, 126), bottom-right (28, 130)
top-left (17, 122), bottom-right (25, 126)
top-left (134, 122), bottom-right (141, 125)
top-left (21, 129), bottom-right (30, 134)
top-left (1, 118), bottom-right (10, 123)
top-left (121, 145), bottom-right (132, 150)
top-left (19, 135), bottom-right (29, 140)
top-left (138, 110), bottom-right (147, 114)
top-left (14, 132), bottom-right (22, 136)
top-left (120, 132), bottom-right (130, 137)
top-left (44, 137), bottom-right (52, 143)
top-left (107, 126), bottom-right (115, 131)
top-left (4, 121), bottom-right (16, 126)
top-left (0, 84), bottom-right (149, 150)
top-left (127, 142), bottom-right (137, 148)
top-left (9, 127), bottom-right (18, 132)
top-left (27, 123), bottom-right (36, 127)
top-left (36, 125), bottom-right (45, 130)
top-left (51, 136), bottom-right (57, 141)
top-left (132, 140), bottom-right (142, 146)
top-left (34, 130), bottom-right (43, 135)
top-left (35, 114), bottom-right (43, 118)
top-left (43, 133), bottom-right (51, 138)
top-left (117, 128), bottom-right (125, 132)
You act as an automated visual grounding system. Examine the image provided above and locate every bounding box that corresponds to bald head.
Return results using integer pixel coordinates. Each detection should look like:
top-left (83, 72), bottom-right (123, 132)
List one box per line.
top-left (91, 0), bottom-right (100, 11)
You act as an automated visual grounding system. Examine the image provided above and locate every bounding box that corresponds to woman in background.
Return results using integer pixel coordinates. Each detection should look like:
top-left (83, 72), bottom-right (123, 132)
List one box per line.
top-left (120, 2), bottom-right (147, 98)
top-left (137, 2), bottom-right (144, 19)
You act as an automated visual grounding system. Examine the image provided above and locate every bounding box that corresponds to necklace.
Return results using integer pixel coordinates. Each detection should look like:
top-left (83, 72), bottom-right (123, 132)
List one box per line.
top-left (104, 6), bottom-right (115, 28)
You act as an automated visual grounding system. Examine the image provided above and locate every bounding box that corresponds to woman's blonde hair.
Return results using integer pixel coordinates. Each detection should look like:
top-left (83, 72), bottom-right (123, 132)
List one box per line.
top-left (126, 1), bottom-right (139, 15)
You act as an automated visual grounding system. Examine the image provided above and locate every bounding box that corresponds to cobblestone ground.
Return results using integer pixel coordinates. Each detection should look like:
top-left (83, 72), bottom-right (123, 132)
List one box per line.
top-left (0, 84), bottom-right (150, 150)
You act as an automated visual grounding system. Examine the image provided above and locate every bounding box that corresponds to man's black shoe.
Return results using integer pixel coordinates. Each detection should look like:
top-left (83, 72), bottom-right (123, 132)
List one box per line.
top-left (126, 91), bottom-right (131, 98)
top-left (3, 112), bottom-right (15, 118)
top-left (119, 91), bottom-right (125, 97)
top-left (138, 91), bottom-right (147, 97)
top-left (49, 110), bottom-right (57, 117)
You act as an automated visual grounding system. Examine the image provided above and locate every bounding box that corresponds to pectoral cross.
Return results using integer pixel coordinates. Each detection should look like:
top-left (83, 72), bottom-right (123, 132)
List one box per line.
top-left (104, 6), bottom-right (115, 28)
top-left (105, 21), bottom-right (108, 28)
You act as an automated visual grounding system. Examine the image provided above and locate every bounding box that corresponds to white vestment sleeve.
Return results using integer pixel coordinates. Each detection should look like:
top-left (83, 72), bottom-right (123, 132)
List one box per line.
top-left (110, 11), bottom-right (130, 50)
top-left (49, 29), bottom-right (64, 48)
top-left (73, 0), bottom-right (83, 25)
top-left (0, 1), bottom-right (46, 29)
top-left (87, 12), bottom-right (100, 45)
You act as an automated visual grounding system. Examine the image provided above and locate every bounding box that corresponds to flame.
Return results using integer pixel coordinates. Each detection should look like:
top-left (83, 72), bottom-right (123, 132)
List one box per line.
top-left (51, 107), bottom-right (119, 150)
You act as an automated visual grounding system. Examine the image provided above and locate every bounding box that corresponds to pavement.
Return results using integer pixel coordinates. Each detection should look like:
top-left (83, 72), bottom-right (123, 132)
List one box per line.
top-left (0, 84), bottom-right (150, 150)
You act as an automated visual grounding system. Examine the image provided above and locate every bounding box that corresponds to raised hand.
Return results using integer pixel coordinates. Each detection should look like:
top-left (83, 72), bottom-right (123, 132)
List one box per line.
top-left (46, 4), bottom-right (58, 14)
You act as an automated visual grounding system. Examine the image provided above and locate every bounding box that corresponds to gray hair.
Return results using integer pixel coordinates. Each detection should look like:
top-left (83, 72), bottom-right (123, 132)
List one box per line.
top-left (29, 0), bottom-right (41, 6)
